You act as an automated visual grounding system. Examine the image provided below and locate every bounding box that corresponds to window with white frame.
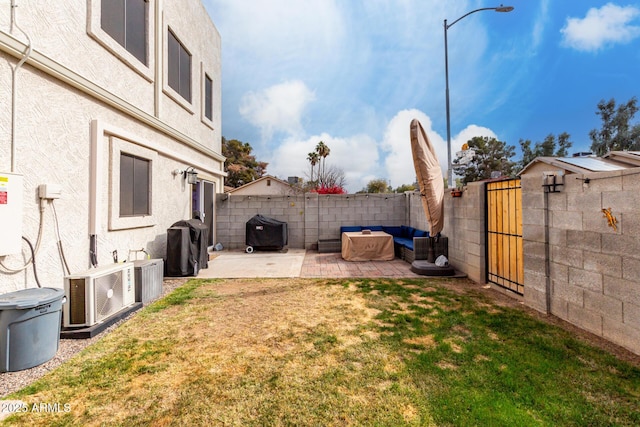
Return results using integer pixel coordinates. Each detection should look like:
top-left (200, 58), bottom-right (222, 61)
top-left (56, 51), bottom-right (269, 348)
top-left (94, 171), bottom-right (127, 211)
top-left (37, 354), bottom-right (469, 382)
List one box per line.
top-left (109, 137), bottom-right (157, 230)
top-left (167, 29), bottom-right (192, 103)
top-left (204, 73), bottom-right (213, 121)
top-left (100, 0), bottom-right (148, 65)
top-left (87, 0), bottom-right (153, 80)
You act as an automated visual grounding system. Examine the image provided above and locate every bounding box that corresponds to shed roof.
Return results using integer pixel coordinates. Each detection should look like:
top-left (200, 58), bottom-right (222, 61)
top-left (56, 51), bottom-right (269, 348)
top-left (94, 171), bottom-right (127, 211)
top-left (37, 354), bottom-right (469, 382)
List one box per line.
top-left (519, 151), bottom-right (640, 175)
top-left (603, 151), bottom-right (640, 166)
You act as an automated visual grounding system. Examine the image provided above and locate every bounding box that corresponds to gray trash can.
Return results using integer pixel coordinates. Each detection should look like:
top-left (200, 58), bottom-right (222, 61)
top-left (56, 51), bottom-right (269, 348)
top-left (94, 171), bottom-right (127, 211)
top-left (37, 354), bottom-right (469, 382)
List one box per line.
top-left (0, 287), bottom-right (65, 372)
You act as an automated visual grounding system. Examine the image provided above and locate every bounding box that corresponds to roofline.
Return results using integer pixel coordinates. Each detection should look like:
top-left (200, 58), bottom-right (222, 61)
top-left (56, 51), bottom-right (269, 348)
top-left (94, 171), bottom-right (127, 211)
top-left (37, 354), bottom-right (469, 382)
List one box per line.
top-left (226, 175), bottom-right (299, 193)
top-left (603, 151), bottom-right (640, 166)
top-left (518, 153), bottom-right (640, 176)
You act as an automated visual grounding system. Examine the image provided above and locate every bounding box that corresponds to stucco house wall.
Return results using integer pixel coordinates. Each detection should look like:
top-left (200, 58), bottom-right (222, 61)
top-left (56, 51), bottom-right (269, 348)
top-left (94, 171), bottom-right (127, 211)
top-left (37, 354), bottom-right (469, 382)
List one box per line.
top-left (0, 1), bottom-right (224, 293)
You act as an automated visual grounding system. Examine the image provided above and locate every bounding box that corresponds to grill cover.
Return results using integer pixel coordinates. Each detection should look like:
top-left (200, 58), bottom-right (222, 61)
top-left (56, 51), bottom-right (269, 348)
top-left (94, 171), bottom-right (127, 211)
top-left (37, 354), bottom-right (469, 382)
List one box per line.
top-left (166, 219), bottom-right (209, 276)
top-left (245, 215), bottom-right (288, 250)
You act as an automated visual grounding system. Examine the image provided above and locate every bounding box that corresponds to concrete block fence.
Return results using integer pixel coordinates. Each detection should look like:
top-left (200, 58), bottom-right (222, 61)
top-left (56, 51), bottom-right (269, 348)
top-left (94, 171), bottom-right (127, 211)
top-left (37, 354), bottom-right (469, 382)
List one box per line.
top-left (215, 192), bottom-right (409, 250)
top-left (521, 168), bottom-right (640, 355)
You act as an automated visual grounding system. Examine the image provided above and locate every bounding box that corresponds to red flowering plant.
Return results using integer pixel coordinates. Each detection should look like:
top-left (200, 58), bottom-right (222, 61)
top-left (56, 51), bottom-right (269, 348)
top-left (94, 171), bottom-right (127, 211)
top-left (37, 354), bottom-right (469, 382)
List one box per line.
top-left (312, 184), bottom-right (346, 194)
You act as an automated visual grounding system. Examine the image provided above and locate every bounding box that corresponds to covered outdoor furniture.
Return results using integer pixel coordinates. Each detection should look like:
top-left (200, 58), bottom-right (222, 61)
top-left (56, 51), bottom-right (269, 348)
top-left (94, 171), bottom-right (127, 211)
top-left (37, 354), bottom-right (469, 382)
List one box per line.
top-left (246, 214), bottom-right (288, 251)
top-left (166, 219), bottom-right (209, 276)
top-left (338, 225), bottom-right (432, 262)
top-left (341, 231), bottom-right (395, 261)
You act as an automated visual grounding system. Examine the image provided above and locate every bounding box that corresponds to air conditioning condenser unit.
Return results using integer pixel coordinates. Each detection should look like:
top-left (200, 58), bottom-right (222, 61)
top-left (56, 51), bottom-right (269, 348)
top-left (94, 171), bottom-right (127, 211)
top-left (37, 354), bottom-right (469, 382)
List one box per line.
top-left (63, 263), bottom-right (135, 328)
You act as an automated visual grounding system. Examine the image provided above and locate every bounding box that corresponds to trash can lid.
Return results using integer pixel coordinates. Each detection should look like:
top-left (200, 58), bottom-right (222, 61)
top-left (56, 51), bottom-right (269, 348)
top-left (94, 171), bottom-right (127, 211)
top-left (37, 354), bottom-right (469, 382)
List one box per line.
top-left (0, 287), bottom-right (65, 310)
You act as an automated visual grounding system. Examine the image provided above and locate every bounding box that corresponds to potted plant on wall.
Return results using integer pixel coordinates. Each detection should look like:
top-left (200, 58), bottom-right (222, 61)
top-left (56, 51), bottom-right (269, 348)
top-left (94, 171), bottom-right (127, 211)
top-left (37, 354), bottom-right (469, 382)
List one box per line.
top-left (451, 179), bottom-right (463, 197)
top-left (451, 187), bottom-right (463, 197)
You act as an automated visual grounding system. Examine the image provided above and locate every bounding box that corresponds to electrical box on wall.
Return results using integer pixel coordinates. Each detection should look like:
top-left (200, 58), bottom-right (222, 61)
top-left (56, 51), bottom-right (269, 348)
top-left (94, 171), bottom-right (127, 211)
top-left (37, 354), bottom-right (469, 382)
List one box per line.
top-left (38, 183), bottom-right (61, 199)
top-left (0, 172), bottom-right (23, 256)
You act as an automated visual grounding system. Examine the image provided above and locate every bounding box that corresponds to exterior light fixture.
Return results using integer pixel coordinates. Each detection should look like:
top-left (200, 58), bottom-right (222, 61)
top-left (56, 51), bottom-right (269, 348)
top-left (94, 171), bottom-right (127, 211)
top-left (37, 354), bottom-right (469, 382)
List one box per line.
top-left (172, 167), bottom-right (198, 184)
top-left (184, 167), bottom-right (198, 184)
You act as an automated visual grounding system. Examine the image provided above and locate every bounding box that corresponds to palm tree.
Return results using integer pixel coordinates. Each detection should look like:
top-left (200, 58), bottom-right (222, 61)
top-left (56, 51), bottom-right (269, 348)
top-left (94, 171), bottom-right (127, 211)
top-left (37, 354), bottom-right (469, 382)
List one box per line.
top-left (307, 152), bottom-right (319, 183)
top-left (315, 141), bottom-right (330, 185)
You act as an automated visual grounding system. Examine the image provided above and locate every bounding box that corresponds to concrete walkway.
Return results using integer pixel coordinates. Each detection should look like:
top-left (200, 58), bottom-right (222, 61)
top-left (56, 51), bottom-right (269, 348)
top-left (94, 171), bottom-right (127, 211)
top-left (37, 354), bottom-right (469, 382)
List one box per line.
top-left (197, 249), bottom-right (423, 279)
top-left (197, 249), bottom-right (307, 278)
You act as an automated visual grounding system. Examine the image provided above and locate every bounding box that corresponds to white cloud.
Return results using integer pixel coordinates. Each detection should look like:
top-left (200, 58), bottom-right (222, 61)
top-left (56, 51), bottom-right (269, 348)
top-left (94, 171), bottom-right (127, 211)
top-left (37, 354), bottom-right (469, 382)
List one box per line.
top-left (265, 109), bottom-right (499, 193)
top-left (239, 80), bottom-right (316, 141)
top-left (532, 0), bottom-right (551, 50)
top-left (381, 110), bottom-right (496, 189)
top-left (267, 133), bottom-right (379, 192)
top-left (381, 110), bottom-right (442, 189)
top-left (209, 0), bottom-right (344, 53)
top-left (452, 125), bottom-right (497, 150)
top-left (561, 3), bottom-right (640, 52)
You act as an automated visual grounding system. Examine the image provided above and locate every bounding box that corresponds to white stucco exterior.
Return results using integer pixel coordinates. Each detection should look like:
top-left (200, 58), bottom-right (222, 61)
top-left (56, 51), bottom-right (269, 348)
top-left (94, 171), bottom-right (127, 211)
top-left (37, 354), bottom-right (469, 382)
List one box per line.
top-left (0, 0), bottom-right (224, 293)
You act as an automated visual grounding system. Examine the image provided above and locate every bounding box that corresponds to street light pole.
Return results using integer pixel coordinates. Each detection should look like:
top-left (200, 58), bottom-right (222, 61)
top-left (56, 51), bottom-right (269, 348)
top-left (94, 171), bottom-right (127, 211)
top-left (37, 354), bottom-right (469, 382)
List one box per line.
top-left (444, 6), bottom-right (513, 188)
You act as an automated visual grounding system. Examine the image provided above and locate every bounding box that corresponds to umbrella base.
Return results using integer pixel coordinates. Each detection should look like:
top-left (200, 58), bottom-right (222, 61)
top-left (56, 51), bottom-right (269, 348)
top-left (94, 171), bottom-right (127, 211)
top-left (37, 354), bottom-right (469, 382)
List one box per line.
top-left (410, 261), bottom-right (467, 278)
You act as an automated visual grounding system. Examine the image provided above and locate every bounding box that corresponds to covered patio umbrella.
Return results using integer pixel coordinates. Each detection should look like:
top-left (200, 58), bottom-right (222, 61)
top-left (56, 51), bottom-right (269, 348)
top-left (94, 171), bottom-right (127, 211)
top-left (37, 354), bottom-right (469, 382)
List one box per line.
top-left (410, 118), bottom-right (444, 236)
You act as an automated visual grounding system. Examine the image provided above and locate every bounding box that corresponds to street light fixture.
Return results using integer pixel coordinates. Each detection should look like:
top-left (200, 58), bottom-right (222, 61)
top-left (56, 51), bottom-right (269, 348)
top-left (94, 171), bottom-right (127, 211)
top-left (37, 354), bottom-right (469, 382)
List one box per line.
top-left (444, 5), bottom-right (514, 188)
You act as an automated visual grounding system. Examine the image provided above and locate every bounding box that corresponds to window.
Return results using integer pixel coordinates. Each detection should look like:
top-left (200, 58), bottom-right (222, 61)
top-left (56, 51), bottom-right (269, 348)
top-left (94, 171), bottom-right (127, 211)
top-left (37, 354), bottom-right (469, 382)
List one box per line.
top-left (119, 153), bottom-right (150, 217)
top-left (168, 29), bottom-right (192, 102)
top-left (108, 136), bottom-right (157, 230)
top-left (204, 74), bottom-right (213, 121)
top-left (101, 0), bottom-right (147, 65)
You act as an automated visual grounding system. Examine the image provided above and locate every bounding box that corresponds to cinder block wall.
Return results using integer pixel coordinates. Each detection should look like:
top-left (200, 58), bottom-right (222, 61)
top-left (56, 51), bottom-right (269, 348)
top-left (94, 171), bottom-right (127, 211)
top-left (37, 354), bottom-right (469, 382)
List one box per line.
top-left (441, 183), bottom-right (486, 284)
top-left (215, 194), bottom-right (307, 249)
top-left (215, 193), bottom-right (407, 250)
top-left (216, 190), bottom-right (486, 284)
top-left (521, 169), bottom-right (640, 355)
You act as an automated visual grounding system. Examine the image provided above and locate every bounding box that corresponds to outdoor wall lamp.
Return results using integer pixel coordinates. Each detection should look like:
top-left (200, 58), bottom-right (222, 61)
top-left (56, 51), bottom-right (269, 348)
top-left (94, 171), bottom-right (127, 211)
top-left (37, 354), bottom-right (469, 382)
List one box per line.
top-left (173, 167), bottom-right (198, 184)
top-left (542, 170), bottom-right (564, 193)
top-left (444, 5), bottom-right (514, 188)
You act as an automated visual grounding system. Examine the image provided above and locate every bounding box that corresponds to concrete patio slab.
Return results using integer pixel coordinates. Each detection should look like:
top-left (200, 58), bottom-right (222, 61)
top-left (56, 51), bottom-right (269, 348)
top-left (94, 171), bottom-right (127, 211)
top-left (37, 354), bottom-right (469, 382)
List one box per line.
top-left (197, 249), bottom-right (307, 278)
top-left (196, 249), bottom-right (424, 279)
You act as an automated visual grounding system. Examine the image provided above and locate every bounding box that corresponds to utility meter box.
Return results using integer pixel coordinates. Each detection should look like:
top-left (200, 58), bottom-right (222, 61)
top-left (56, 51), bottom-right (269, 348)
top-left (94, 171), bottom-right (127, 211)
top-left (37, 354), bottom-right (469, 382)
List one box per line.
top-left (0, 172), bottom-right (23, 256)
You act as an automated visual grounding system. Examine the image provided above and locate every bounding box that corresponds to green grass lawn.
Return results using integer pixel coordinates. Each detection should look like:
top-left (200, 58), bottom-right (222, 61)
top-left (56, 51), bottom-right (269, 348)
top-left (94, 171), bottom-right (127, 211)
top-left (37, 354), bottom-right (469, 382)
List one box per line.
top-left (4, 278), bottom-right (639, 426)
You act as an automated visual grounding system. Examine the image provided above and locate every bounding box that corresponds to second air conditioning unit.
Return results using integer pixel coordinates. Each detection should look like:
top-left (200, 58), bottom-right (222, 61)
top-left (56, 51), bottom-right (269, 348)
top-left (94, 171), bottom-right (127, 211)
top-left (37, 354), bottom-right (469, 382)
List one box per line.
top-left (63, 263), bottom-right (135, 328)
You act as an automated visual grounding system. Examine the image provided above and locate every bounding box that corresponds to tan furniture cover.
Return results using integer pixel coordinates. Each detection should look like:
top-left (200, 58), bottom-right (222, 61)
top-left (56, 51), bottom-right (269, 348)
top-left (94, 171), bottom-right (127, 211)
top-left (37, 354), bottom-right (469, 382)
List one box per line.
top-left (410, 118), bottom-right (445, 235)
top-left (341, 231), bottom-right (395, 261)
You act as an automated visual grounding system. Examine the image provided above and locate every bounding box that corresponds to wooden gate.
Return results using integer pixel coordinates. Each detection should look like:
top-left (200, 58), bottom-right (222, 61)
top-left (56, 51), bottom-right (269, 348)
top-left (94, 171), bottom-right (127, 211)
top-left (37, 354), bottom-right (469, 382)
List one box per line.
top-left (486, 179), bottom-right (524, 295)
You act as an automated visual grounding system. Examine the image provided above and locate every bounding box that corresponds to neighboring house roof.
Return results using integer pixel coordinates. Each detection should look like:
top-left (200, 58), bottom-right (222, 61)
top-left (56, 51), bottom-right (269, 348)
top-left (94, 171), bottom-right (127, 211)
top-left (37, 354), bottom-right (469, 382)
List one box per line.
top-left (519, 151), bottom-right (640, 175)
top-left (604, 151), bottom-right (640, 167)
top-left (226, 175), bottom-right (303, 195)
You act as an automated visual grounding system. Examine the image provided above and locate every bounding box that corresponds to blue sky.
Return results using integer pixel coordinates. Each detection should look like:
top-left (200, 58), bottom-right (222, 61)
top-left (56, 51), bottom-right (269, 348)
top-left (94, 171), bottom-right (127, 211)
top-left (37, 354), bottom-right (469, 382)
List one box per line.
top-left (204, 1), bottom-right (640, 192)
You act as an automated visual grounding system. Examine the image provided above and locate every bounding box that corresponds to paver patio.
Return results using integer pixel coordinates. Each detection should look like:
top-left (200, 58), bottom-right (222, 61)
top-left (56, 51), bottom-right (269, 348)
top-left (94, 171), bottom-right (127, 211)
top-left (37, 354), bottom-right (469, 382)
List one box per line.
top-left (300, 251), bottom-right (423, 278)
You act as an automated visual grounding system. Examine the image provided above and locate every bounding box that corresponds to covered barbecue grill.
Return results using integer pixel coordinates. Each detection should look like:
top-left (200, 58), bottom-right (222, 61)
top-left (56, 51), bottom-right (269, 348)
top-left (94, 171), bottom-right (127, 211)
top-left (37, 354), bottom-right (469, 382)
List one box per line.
top-left (166, 219), bottom-right (209, 276)
top-left (245, 215), bottom-right (288, 252)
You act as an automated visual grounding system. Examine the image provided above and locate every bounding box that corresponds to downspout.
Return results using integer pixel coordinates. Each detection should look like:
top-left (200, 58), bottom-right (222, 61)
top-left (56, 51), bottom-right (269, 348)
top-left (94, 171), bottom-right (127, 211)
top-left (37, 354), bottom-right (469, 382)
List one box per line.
top-left (89, 120), bottom-right (103, 267)
top-left (154, 0), bottom-right (162, 117)
top-left (543, 188), bottom-right (551, 314)
top-left (10, 0), bottom-right (32, 173)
